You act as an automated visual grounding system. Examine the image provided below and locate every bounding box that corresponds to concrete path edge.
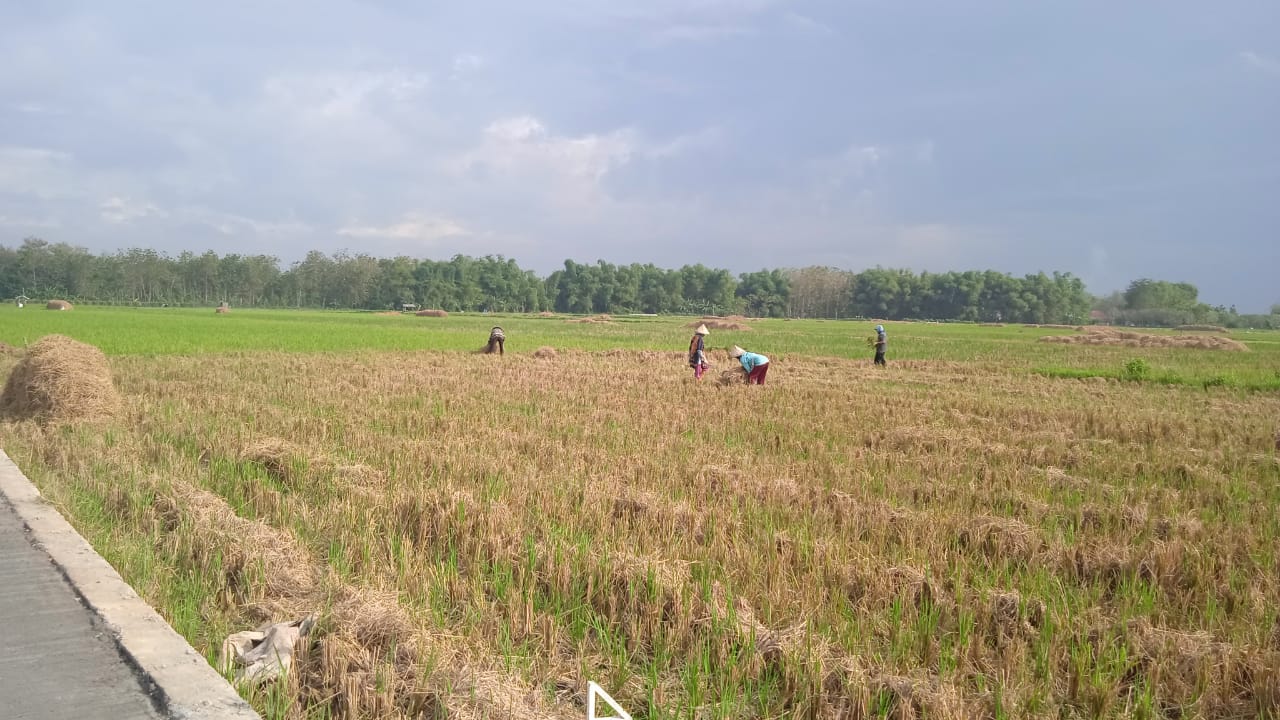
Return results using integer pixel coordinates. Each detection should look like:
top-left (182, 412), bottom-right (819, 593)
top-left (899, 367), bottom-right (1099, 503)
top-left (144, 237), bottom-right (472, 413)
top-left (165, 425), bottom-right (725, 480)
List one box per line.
top-left (0, 449), bottom-right (260, 720)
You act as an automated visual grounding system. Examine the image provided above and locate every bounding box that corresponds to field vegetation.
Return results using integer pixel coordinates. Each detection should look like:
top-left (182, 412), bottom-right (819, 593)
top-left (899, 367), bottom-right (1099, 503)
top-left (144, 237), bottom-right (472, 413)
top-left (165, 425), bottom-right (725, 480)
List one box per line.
top-left (1, 306), bottom-right (1278, 719)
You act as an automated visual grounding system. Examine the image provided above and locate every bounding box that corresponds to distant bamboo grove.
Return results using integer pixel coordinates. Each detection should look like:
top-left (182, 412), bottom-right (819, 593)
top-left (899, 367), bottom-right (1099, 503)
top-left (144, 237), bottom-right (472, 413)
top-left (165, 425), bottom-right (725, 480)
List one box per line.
top-left (3, 238), bottom-right (1275, 327)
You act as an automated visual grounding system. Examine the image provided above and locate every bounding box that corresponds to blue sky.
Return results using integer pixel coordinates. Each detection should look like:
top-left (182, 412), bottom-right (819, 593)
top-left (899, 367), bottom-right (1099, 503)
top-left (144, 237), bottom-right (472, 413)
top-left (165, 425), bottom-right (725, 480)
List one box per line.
top-left (1, 1), bottom-right (1277, 310)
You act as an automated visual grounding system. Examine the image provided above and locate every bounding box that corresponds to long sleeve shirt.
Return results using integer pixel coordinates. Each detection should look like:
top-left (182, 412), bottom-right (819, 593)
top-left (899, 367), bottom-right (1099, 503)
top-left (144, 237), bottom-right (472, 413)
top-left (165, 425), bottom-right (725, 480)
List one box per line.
top-left (738, 351), bottom-right (768, 372)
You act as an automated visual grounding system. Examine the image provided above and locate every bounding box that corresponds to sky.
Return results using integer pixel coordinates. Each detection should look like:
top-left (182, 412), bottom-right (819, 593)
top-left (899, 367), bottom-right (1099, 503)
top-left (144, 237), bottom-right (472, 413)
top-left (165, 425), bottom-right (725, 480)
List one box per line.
top-left (1, 1), bottom-right (1277, 310)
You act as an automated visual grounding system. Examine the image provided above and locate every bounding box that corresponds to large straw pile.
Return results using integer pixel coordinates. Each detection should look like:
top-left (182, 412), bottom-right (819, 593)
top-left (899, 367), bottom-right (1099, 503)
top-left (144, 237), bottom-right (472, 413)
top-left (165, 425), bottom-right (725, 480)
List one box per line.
top-left (415, 309), bottom-right (449, 317)
top-left (46, 299), bottom-right (73, 310)
top-left (568, 314), bottom-right (613, 324)
top-left (689, 315), bottom-right (752, 331)
top-left (1039, 327), bottom-right (1247, 351)
top-left (0, 335), bottom-right (120, 424)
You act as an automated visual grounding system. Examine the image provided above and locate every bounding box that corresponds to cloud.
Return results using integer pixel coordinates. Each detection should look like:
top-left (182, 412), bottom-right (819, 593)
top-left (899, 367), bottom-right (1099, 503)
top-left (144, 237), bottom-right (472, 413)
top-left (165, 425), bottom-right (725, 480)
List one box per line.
top-left (783, 12), bottom-right (833, 35)
top-left (460, 115), bottom-right (637, 184)
top-left (1239, 50), bottom-right (1280, 76)
top-left (913, 140), bottom-right (936, 164)
top-left (261, 68), bottom-right (429, 118)
top-left (0, 146), bottom-right (74, 199)
top-left (450, 53), bottom-right (486, 79)
top-left (99, 196), bottom-right (165, 224)
top-left (338, 213), bottom-right (468, 243)
top-left (653, 24), bottom-right (755, 44)
top-left (0, 214), bottom-right (60, 229)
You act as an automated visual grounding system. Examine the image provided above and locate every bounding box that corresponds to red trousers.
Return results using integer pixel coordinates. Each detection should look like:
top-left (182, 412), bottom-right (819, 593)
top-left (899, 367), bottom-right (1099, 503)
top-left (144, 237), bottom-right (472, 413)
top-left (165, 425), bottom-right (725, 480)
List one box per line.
top-left (746, 363), bottom-right (769, 385)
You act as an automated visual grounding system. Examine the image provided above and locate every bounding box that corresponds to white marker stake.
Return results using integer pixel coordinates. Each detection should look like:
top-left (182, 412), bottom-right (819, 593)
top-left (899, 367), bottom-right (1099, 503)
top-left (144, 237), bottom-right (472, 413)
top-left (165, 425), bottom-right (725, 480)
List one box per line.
top-left (587, 681), bottom-right (632, 720)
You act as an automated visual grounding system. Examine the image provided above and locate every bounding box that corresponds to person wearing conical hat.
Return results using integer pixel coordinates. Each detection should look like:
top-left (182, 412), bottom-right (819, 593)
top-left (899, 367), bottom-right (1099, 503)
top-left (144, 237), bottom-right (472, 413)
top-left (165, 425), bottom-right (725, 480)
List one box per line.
top-left (729, 345), bottom-right (770, 385)
top-left (688, 324), bottom-right (711, 379)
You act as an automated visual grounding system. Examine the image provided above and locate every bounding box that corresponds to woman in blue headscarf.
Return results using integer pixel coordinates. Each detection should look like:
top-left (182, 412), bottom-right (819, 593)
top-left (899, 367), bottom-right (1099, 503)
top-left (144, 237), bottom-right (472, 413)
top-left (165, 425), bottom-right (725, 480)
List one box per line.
top-left (873, 325), bottom-right (887, 366)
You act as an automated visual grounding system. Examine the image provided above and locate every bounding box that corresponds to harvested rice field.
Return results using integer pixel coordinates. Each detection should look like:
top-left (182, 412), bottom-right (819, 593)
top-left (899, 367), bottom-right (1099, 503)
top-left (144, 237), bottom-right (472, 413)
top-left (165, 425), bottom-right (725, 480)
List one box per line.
top-left (1, 307), bottom-right (1278, 719)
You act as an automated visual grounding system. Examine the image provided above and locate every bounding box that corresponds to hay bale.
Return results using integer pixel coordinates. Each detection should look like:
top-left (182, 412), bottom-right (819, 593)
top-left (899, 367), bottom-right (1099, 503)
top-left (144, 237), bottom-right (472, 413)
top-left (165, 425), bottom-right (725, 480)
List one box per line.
top-left (415, 309), bottom-right (448, 317)
top-left (46, 299), bottom-right (73, 311)
top-left (241, 438), bottom-right (303, 482)
top-left (718, 367), bottom-right (749, 386)
top-left (0, 334), bottom-right (120, 424)
top-left (567, 314), bottom-right (613, 324)
top-left (532, 346), bottom-right (557, 359)
top-left (1038, 328), bottom-right (1247, 351)
top-left (688, 316), bottom-right (753, 331)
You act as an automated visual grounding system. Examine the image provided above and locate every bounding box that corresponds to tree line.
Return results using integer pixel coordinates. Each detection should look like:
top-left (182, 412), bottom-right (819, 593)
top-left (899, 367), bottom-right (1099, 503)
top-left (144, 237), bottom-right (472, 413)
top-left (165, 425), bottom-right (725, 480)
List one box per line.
top-left (2, 238), bottom-right (1275, 327)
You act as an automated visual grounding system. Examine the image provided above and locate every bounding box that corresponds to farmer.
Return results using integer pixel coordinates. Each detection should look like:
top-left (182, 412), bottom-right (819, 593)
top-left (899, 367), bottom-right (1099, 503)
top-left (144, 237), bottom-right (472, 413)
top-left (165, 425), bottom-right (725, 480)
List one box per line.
top-left (688, 324), bottom-right (710, 379)
top-left (486, 326), bottom-right (505, 355)
top-left (873, 324), bottom-right (887, 367)
top-left (729, 345), bottom-right (770, 385)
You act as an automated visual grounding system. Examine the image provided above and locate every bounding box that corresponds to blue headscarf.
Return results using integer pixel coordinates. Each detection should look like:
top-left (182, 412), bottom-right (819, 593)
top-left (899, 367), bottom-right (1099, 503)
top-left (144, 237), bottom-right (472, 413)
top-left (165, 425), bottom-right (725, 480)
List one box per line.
top-left (875, 325), bottom-right (884, 334)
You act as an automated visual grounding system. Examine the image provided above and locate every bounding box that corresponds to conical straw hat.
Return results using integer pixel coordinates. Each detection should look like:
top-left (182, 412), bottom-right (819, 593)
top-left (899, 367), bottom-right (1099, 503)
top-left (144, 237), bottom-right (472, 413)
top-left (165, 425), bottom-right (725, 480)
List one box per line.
top-left (694, 324), bottom-right (710, 335)
top-left (730, 345), bottom-right (745, 358)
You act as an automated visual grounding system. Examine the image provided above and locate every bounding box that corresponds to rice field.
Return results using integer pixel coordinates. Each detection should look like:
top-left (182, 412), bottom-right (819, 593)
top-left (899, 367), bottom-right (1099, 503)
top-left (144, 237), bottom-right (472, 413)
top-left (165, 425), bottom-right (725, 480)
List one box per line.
top-left (1, 306), bottom-right (1278, 719)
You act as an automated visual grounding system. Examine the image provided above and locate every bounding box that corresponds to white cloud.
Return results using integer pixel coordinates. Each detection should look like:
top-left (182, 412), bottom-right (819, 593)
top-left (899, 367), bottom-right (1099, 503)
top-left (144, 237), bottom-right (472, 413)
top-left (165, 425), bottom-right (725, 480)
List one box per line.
top-left (262, 68), bottom-right (429, 118)
top-left (450, 53), bottom-right (486, 78)
top-left (783, 12), bottom-right (833, 35)
top-left (0, 146), bottom-right (73, 196)
top-left (653, 24), bottom-right (754, 44)
top-left (0, 214), bottom-right (61, 229)
top-left (185, 209), bottom-right (311, 238)
top-left (648, 126), bottom-right (726, 158)
top-left (338, 213), bottom-right (468, 243)
top-left (1239, 50), bottom-right (1280, 76)
top-left (913, 140), bottom-right (936, 164)
top-left (461, 115), bottom-right (636, 184)
top-left (99, 196), bottom-right (165, 224)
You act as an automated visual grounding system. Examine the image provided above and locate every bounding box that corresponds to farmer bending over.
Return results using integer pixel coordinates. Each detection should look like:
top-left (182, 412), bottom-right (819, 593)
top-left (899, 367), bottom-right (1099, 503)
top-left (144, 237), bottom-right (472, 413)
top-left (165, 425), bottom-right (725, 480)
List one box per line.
top-left (730, 345), bottom-right (770, 385)
top-left (486, 326), bottom-right (505, 355)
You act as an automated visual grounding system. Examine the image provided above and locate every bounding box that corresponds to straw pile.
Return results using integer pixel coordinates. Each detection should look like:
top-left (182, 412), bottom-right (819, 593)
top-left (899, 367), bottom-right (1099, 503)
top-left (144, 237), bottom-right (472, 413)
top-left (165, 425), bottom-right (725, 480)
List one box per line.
top-left (532, 346), bottom-right (557, 359)
top-left (215, 302), bottom-right (230, 314)
top-left (0, 334), bottom-right (120, 424)
top-left (568, 314), bottom-right (613, 324)
top-left (46, 299), bottom-right (73, 310)
top-left (689, 315), bottom-right (752, 331)
top-left (1175, 324), bottom-right (1228, 333)
top-left (415, 309), bottom-right (448, 317)
top-left (1039, 327), bottom-right (1247, 351)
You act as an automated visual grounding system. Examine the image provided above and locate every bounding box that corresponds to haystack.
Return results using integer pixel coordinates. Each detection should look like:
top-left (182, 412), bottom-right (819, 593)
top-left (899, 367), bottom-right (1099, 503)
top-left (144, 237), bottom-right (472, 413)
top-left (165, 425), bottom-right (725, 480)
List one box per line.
top-left (46, 299), bottom-right (73, 311)
top-left (718, 367), bottom-right (749, 386)
top-left (215, 303), bottom-right (230, 314)
top-left (1039, 327), bottom-right (1246, 351)
top-left (532, 346), bottom-right (557, 359)
top-left (0, 335), bottom-right (120, 424)
top-left (689, 315), bottom-right (752, 331)
top-left (415, 309), bottom-right (448, 317)
top-left (568, 314), bottom-right (613, 324)
top-left (241, 438), bottom-right (302, 482)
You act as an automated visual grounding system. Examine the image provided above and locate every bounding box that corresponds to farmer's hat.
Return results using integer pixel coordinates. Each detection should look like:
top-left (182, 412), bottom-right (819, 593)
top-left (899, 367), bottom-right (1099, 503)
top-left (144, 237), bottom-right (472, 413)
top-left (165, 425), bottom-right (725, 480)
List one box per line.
top-left (694, 324), bottom-right (710, 335)
top-left (730, 345), bottom-right (745, 358)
